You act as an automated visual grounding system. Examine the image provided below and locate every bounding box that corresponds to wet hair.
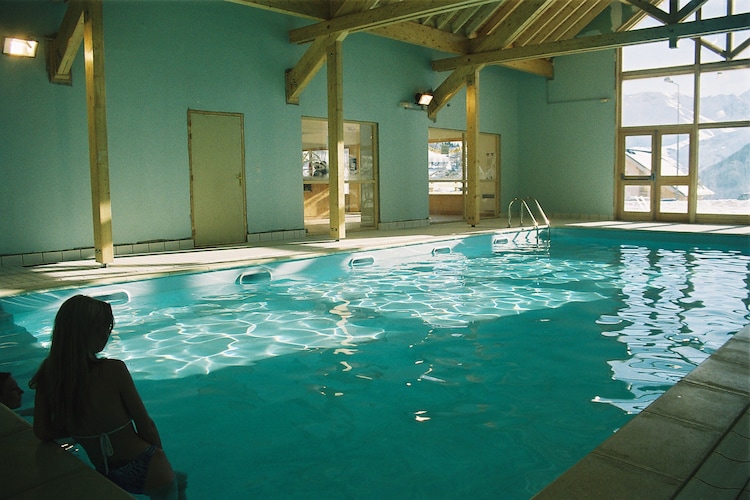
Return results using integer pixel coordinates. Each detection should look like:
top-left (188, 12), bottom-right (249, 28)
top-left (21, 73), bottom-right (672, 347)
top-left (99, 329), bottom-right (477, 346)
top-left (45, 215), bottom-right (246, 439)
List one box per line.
top-left (0, 372), bottom-right (9, 385)
top-left (30, 295), bottom-right (114, 430)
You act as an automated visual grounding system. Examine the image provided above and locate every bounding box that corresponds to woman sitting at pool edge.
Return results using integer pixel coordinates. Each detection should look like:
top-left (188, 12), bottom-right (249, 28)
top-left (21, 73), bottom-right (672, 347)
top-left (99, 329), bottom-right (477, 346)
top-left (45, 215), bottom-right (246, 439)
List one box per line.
top-left (30, 294), bottom-right (187, 499)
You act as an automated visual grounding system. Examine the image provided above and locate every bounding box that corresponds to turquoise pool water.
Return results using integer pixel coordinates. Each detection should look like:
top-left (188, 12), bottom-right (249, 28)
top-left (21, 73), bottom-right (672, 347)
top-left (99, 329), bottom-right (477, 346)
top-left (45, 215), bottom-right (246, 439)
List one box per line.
top-left (1, 228), bottom-right (748, 498)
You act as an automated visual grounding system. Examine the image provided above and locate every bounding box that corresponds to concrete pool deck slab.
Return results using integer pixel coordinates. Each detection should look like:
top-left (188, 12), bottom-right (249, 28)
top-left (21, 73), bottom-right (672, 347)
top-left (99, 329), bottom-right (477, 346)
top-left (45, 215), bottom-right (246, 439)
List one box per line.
top-left (0, 219), bottom-right (748, 499)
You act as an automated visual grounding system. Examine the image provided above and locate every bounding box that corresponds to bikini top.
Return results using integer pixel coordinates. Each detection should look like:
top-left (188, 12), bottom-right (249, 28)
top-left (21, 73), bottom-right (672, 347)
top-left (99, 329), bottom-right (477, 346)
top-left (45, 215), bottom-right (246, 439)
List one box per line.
top-left (73, 419), bottom-right (134, 474)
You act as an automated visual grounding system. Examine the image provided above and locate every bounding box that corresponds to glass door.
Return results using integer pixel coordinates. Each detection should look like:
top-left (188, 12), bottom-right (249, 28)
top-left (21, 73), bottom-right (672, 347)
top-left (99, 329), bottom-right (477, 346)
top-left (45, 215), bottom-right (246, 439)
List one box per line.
top-left (302, 118), bottom-right (378, 234)
top-left (618, 127), bottom-right (693, 222)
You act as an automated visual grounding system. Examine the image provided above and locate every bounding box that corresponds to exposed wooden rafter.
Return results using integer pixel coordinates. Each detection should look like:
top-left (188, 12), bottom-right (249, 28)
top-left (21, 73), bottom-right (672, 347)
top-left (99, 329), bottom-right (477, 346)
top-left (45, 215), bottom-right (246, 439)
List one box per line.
top-left (289, 0), bottom-right (498, 44)
top-left (432, 13), bottom-right (750, 71)
top-left (47, 1), bottom-right (85, 84)
top-left (226, 0), bottom-right (330, 20)
top-left (286, 32), bottom-right (348, 104)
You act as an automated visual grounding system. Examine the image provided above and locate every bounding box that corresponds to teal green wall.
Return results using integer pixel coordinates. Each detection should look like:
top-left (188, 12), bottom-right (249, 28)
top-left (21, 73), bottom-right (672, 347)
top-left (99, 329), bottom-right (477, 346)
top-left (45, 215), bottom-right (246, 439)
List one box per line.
top-left (0, 1), bottom-right (616, 256)
top-left (104, 1), bottom-right (306, 240)
top-left (0, 2), bottom-right (90, 253)
top-left (518, 50), bottom-right (617, 218)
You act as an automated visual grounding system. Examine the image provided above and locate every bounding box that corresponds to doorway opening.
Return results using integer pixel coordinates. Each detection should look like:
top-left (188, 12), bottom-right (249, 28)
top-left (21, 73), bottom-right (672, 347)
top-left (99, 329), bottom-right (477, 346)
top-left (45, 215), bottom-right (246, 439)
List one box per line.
top-left (428, 128), bottom-right (500, 223)
top-left (302, 117), bottom-right (379, 235)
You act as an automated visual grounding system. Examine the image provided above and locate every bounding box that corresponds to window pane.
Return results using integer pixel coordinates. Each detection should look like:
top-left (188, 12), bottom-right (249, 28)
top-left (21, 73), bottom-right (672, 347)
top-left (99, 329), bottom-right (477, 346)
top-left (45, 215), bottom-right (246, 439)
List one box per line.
top-left (660, 134), bottom-right (689, 175)
top-left (303, 149), bottom-right (329, 179)
top-left (357, 123), bottom-right (375, 181)
top-left (622, 76), bottom-right (694, 126)
top-left (622, 40), bottom-right (695, 71)
top-left (429, 141), bottom-right (463, 180)
top-left (624, 185), bottom-right (651, 212)
top-left (697, 127), bottom-right (750, 215)
top-left (360, 182), bottom-right (376, 227)
top-left (699, 0), bottom-right (732, 18)
top-left (700, 68), bottom-right (750, 123)
top-left (625, 135), bottom-right (653, 176)
top-left (660, 186), bottom-right (689, 213)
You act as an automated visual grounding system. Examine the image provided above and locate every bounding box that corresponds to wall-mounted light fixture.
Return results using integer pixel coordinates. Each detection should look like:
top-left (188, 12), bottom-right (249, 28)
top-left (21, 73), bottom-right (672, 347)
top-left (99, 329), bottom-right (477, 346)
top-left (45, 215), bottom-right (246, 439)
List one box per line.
top-left (399, 90), bottom-right (435, 112)
top-left (2, 37), bottom-right (38, 58)
top-left (415, 91), bottom-right (434, 106)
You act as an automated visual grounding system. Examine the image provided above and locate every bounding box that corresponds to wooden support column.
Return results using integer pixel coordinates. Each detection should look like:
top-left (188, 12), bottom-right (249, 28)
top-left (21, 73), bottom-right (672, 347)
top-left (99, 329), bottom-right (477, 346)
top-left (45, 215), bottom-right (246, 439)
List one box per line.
top-left (465, 68), bottom-right (480, 227)
top-left (83, 0), bottom-right (113, 264)
top-left (327, 39), bottom-right (346, 240)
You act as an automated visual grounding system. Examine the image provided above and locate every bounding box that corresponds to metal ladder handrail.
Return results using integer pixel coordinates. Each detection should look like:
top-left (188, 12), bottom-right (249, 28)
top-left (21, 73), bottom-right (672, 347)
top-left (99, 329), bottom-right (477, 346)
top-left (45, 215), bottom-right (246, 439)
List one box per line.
top-left (507, 196), bottom-right (551, 247)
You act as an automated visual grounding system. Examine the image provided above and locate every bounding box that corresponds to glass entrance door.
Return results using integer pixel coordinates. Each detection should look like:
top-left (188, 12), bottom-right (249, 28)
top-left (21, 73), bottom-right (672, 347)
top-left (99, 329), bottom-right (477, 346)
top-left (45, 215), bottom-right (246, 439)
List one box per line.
top-left (618, 127), bottom-right (693, 222)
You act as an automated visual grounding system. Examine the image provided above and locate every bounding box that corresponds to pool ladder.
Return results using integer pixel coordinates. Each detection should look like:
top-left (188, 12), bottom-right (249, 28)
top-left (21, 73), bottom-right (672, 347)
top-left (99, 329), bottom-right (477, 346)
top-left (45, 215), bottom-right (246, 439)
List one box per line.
top-left (507, 197), bottom-right (551, 248)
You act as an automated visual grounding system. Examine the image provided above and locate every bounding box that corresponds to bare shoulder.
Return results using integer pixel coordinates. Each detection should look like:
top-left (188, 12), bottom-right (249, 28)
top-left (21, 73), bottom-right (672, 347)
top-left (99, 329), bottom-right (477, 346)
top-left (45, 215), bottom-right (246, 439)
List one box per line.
top-left (96, 358), bottom-right (132, 381)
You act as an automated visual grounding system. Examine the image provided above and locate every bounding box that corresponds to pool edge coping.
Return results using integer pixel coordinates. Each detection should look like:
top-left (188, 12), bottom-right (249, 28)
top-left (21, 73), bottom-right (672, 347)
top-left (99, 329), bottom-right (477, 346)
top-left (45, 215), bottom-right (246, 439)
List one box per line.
top-left (533, 324), bottom-right (750, 499)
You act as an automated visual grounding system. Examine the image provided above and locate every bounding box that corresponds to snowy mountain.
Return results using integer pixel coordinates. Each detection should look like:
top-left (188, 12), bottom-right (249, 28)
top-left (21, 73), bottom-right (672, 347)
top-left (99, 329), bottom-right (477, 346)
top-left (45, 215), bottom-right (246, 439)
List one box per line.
top-left (623, 89), bottom-right (749, 199)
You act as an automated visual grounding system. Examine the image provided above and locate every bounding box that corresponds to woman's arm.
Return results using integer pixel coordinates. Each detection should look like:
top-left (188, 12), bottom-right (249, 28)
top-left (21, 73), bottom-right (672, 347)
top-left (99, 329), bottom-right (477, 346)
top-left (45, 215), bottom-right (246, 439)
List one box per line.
top-left (32, 383), bottom-right (67, 441)
top-left (110, 359), bottom-right (163, 448)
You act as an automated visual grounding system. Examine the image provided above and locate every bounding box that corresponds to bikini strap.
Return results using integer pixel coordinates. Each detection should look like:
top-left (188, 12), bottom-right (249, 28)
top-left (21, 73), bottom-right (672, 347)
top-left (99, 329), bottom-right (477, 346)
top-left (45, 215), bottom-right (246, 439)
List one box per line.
top-left (73, 420), bottom-right (134, 475)
top-left (101, 420), bottom-right (134, 474)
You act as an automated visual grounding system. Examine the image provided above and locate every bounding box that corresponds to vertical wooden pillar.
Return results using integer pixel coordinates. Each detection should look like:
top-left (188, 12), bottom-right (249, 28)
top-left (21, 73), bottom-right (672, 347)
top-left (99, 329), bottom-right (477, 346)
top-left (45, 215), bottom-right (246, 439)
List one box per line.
top-left (465, 69), bottom-right (480, 227)
top-left (83, 0), bottom-right (113, 264)
top-left (327, 39), bottom-right (346, 240)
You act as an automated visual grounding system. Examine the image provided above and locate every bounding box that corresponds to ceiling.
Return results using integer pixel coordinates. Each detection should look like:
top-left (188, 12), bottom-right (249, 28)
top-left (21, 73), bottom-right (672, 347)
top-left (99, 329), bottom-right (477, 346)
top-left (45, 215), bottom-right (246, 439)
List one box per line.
top-left (229, 0), bottom-right (649, 80)
top-left (226, 0), bottom-right (747, 117)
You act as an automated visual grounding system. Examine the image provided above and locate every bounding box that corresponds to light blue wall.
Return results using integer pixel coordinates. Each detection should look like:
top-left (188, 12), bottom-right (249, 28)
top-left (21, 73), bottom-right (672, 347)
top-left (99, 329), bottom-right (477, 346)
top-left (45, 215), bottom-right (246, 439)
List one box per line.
top-left (0, 1), bottom-right (617, 256)
top-left (518, 50), bottom-right (617, 218)
top-left (104, 1), bottom-right (306, 239)
top-left (0, 2), bottom-right (90, 254)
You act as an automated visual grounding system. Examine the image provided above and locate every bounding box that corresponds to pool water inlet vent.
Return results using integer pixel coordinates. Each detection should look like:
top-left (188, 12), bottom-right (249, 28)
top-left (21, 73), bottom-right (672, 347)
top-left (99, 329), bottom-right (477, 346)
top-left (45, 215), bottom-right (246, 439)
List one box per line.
top-left (91, 290), bottom-right (130, 305)
top-left (236, 269), bottom-right (272, 285)
top-left (348, 255), bottom-right (375, 267)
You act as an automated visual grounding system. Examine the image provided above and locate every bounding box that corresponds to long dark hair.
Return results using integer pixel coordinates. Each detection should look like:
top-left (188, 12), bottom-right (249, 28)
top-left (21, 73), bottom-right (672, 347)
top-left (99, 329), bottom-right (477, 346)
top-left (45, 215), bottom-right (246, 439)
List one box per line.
top-left (30, 295), bottom-right (114, 430)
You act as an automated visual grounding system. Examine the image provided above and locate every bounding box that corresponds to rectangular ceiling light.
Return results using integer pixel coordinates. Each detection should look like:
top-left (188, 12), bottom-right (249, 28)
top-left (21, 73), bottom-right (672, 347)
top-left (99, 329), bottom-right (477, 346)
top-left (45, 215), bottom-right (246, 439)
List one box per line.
top-left (3, 37), bottom-right (38, 58)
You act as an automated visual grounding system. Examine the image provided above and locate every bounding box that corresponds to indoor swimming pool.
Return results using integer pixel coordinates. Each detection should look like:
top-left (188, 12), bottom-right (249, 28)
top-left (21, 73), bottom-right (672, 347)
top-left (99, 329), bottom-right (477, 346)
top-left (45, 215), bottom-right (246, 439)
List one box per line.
top-left (1, 228), bottom-right (748, 499)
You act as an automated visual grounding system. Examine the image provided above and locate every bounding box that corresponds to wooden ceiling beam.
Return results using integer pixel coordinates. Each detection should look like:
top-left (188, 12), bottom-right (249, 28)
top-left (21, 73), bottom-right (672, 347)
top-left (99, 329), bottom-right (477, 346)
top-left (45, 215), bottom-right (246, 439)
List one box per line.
top-left (450, 5), bottom-right (482, 35)
top-left (330, 0), bottom-right (378, 17)
top-left (512, 0), bottom-right (574, 47)
top-left (370, 21), bottom-right (470, 54)
top-left (471, 0), bottom-right (552, 52)
top-left (428, 65), bottom-right (482, 119)
top-left (47, 1), bottom-right (85, 84)
top-left (226, 0), bottom-right (330, 20)
top-left (289, 0), bottom-right (497, 44)
top-left (432, 13), bottom-right (750, 71)
top-left (624, 0), bottom-right (670, 23)
top-left (461, 3), bottom-right (502, 38)
top-left (677, 0), bottom-right (708, 23)
top-left (286, 32), bottom-right (348, 104)
top-left (525, 0), bottom-right (580, 45)
top-left (551, 0), bottom-right (608, 42)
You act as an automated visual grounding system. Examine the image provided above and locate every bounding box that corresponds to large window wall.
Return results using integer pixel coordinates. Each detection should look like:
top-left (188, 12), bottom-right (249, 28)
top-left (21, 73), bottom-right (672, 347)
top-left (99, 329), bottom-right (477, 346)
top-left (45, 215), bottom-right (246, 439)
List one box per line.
top-left (618, 0), bottom-right (749, 223)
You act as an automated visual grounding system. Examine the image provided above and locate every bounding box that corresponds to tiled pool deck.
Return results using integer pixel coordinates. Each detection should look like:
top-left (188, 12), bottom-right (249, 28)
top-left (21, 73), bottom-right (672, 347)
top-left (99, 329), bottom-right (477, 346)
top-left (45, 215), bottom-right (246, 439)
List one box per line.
top-left (1, 219), bottom-right (748, 499)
